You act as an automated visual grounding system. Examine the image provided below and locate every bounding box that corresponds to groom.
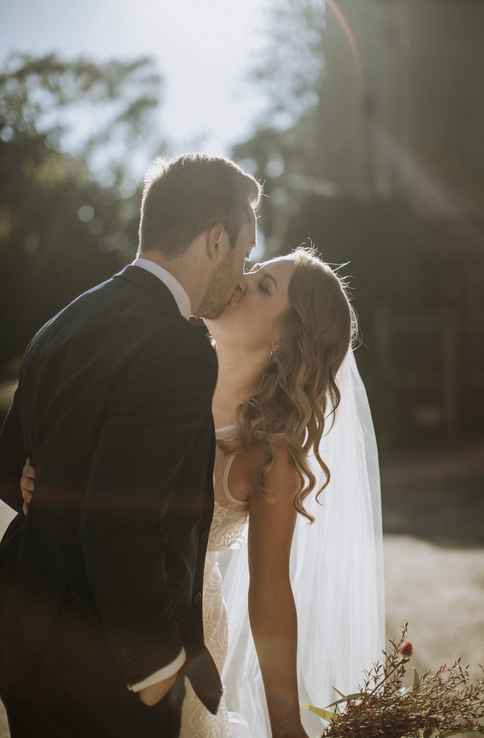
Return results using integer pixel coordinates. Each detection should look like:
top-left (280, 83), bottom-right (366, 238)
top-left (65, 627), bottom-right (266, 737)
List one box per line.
top-left (0, 154), bottom-right (260, 738)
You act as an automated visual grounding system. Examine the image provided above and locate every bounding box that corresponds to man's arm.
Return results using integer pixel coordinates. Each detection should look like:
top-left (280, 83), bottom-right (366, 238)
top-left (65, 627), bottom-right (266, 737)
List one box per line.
top-left (81, 331), bottom-right (216, 688)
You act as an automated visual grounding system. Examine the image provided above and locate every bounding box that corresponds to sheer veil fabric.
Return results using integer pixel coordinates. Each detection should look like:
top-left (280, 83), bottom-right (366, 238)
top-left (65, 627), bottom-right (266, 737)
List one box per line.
top-left (219, 349), bottom-right (385, 738)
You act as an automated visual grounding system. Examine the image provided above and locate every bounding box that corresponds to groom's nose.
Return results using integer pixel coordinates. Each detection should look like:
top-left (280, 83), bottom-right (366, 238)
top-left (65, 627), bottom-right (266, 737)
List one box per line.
top-left (227, 281), bottom-right (246, 308)
top-left (235, 277), bottom-right (249, 297)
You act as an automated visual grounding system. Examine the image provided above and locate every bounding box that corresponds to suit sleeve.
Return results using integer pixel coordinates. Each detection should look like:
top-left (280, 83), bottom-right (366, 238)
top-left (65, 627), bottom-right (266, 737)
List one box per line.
top-left (81, 329), bottom-right (217, 686)
top-left (0, 384), bottom-right (26, 514)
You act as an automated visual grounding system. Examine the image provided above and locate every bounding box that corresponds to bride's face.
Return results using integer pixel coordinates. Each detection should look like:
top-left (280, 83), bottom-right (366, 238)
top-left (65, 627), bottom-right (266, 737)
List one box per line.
top-left (207, 256), bottom-right (296, 352)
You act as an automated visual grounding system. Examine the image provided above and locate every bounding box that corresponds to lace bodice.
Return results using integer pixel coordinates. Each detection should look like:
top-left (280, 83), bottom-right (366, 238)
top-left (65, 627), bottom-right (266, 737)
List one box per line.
top-left (208, 499), bottom-right (248, 552)
top-left (179, 426), bottom-right (249, 738)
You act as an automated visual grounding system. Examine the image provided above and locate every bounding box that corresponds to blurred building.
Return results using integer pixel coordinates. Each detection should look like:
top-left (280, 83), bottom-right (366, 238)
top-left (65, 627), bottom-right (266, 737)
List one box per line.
top-left (317, 1), bottom-right (484, 214)
top-left (240, 0), bottom-right (484, 447)
top-left (325, 0), bottom-right (484, 446)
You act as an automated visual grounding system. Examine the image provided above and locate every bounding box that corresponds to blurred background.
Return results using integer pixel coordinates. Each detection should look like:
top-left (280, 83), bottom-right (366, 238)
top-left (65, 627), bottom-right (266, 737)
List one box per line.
top-left (1, 0), bottom-right (483, 734)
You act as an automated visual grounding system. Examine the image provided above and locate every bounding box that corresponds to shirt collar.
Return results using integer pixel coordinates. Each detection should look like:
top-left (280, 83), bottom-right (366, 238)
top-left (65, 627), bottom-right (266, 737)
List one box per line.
top-left (132, 257), bottom-right (192, 319)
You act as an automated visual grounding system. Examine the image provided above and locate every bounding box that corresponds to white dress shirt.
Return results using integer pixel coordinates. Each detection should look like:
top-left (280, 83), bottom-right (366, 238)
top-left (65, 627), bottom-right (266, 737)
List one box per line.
top-left (127, 256), bottom-right (190, 692)
top-left (132, 257), bottom-right (191, 318)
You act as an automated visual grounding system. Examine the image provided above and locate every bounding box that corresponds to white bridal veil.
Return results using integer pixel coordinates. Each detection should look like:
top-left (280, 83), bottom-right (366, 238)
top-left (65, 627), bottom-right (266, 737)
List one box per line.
top-left (219, 349), bottom-right (385, 738)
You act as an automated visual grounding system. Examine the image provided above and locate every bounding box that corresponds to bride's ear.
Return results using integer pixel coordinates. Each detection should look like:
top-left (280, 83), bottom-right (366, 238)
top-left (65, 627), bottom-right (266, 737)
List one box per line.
top-left (205, 223), bottom-right (228, 264)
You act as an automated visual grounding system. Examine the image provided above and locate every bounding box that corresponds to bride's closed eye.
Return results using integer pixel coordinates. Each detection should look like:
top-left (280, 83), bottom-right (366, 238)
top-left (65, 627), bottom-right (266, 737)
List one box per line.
top-left (257, 270), bottom-right (277, 295)
top-left (257, 278), bottom-right (273, 295)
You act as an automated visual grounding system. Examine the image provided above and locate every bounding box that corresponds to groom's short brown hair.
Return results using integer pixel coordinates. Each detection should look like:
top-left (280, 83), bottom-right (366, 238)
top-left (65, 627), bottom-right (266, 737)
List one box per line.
top-left (138, 154), bottom-right (261, 256)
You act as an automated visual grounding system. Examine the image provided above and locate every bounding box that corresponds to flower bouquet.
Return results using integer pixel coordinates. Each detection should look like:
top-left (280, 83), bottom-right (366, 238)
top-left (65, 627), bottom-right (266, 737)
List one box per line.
top-left (307, 624), bottom-right (484, 738)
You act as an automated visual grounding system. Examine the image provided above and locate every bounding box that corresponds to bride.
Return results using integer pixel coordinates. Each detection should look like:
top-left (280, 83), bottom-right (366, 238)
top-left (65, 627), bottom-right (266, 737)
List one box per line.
top-left (21, 247), bottom-right (384, 738)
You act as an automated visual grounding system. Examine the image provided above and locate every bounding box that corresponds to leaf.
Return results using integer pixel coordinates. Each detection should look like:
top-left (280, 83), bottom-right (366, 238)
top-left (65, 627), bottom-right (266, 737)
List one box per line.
top-left (332, 686), bottom-right (347, 699)
top-left (304, 704), bottom-right (336, 722)
top-left (412, 668), bottom-right (420, 691)
top-left (325, 692), bottom-right (366, 708)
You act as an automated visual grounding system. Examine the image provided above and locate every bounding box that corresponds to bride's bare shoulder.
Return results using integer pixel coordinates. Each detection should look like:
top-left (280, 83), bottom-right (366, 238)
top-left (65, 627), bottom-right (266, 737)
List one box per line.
top-left (236, 444), bottom-right (301, 502)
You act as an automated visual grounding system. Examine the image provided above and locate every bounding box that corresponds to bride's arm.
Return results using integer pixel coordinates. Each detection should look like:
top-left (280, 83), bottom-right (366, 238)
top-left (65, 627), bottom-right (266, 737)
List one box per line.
top-left (247, 447), bottom-right (307, 738)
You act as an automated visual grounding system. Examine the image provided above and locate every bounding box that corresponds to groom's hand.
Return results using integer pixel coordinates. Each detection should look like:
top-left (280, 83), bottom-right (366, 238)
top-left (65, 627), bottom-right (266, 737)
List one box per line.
top-left (20, 459), bottom-right (35, 515)
top-left (138, 673), bottom-right (178, 706)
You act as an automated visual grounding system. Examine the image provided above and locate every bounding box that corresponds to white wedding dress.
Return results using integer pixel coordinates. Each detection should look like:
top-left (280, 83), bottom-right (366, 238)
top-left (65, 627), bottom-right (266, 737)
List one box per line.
top-left (179, 425), bottom-right (248, 738)
top-left (179, 351), bottom-right (386, 738)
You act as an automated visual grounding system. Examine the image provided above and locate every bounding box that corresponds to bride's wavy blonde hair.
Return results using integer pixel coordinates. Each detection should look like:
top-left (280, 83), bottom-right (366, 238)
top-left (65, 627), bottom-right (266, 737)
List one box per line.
top-left (224, 246), bottom-right (357, 521)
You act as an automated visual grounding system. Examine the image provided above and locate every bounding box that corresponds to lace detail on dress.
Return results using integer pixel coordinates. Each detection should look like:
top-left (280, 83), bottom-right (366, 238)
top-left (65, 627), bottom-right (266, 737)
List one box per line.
top-left (208, 500), bottom-right (248, 552)
top-left (179, 501), bottom-right (248, 738)
top-left (179, 550), bottom-right (231, 738)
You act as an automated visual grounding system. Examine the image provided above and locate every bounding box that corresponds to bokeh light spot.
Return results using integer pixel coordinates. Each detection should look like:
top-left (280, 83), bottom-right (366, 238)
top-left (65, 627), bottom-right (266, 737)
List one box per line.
top-left (78, 205), bottom-right (95, 223)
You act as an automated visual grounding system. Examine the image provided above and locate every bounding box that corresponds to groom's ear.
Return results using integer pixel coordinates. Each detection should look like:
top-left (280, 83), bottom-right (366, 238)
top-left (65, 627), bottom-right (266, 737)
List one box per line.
top-left (205, 223), bottom-right (228, 264)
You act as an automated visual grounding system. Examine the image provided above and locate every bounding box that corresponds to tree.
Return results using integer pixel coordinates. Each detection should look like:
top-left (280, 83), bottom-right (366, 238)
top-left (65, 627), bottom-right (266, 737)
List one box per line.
top-left (251, 0), bottom-right (325, 128)
top-left (236, 1), bottom-right (484, 447)
top-left (0, 53), bottom-right (165, 368)
top-left (0, 52), bottom-right (164, 184)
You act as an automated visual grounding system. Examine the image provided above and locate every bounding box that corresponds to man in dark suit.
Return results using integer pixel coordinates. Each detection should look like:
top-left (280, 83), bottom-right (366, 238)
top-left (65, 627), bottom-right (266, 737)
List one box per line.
top-left (0, 154), bottom-right (260, 738)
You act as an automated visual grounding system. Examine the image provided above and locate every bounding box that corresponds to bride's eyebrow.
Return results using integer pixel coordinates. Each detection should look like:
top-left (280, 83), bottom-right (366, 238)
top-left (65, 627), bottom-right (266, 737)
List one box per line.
top-left (263, 271), bottom-right (278, 289)
top-left (249, 263), bottom-right (278, 288)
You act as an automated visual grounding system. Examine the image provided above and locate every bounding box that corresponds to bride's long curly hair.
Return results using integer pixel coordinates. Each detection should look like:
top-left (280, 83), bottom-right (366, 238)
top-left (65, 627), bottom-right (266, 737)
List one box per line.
top-left (224, 246), bottom-right (357, 521)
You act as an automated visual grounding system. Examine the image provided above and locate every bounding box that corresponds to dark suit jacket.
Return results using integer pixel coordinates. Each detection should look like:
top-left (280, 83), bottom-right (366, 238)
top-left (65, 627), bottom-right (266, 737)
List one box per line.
top-left (0, 265), bottom-right (222, 713)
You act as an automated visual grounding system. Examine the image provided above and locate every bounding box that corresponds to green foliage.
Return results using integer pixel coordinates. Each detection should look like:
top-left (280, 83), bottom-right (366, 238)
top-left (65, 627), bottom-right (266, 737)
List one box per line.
top-left (0, 53), bottom-right (164, 370)
top-left (0, 52), bottom-right (163, 180)
top-left (251, 0), bottom-right (325, 124)
top-left (306, 704), bottom-right (336, 722)
top-left (307, 626), bottom-right (484, 738)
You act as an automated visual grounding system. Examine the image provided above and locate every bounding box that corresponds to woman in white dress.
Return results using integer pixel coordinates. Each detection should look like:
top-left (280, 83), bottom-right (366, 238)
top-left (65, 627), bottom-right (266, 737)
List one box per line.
top-left (21, 247), bottom-right (384, 738)
top-left (180, 247), bottom-right (384, 738)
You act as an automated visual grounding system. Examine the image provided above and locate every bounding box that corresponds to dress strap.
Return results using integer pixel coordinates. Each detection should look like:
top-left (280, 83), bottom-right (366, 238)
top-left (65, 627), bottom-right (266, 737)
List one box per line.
top-left (222, 454), bottom-right (249, 509)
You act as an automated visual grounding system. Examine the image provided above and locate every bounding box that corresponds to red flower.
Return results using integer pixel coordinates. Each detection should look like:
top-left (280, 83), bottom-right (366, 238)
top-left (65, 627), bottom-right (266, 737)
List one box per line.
top-left (399, 640), bottom-right (414, 658)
